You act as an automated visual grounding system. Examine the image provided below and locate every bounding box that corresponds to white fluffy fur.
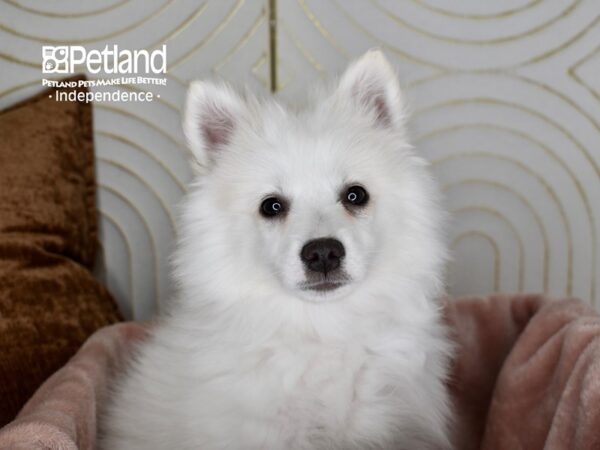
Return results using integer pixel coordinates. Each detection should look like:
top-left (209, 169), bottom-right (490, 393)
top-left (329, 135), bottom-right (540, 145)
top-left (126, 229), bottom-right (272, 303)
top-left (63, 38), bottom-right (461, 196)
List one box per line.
top-left (100, 50), bottom-right (453, 450)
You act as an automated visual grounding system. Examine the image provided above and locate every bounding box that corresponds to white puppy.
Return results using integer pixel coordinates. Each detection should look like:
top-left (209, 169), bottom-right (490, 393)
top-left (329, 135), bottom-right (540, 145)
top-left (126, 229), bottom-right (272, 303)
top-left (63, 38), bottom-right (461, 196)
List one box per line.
top-left (100, 50), bottom-right (453, 450)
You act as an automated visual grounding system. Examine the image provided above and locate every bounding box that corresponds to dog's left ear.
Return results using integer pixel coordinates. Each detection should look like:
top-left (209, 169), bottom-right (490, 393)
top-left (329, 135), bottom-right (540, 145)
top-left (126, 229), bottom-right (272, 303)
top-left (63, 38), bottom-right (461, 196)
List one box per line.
top-left (337, 50), bottom-right (405, 129)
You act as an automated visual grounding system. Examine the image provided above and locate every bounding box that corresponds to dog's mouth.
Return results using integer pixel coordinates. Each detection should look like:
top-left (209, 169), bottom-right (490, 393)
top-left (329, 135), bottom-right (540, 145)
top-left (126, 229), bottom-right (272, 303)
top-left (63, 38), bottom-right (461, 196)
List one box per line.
top-left (298, 269), bottom-right (351, 295)
top-left (300, 281), bottom-right (346, 292)
top-left (299, 272), bottom-right (350, 293)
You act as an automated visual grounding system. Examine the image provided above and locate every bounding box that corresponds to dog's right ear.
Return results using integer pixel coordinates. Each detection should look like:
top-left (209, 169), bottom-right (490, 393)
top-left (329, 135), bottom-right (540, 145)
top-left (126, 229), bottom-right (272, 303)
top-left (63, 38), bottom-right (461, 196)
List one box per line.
top-left (183, 81), bottom-right (246, 169)
top-left (336, 50), bottom-right (405, 130)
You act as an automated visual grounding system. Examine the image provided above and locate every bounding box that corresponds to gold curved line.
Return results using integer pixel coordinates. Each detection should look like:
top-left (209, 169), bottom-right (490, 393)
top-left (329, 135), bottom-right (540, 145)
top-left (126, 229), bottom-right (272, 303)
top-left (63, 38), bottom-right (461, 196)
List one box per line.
top-left (97, 155), bottom-right (180, 235)
top-left (98, 210), bottom-right (134, 315)
top-left (371, 0), bottom-right (580, 45)
top-left (435, 151), bottom-right (575, 295)
top-left (408, 71), bottom-right (451, 88)
top-left (411, 72), bottom-right (600, 153)
top-left (445, 179), bottom-right (551, 293)
top-left (0, 78), bottom-right (42, 98)
top-left (0, 51), bottom-right (39, 68)
top-left (3, 0), bottom-right (130, 18)
top-left (298, 0), bottom-right (350, 58)
top-left (416, 98), bottom-right (600, 179)
top-left (111, 1), bottom-right (209, 62)
top-left (569, 42), bottom-right (600, 73)
top-left (508, 74), bottom-right (600, 154)
top-left (280, 20), bottom-right (324, 72)
top-left (99, 183), bottom-right (160, 312)
top-left (570, 68), bottom-right (600, 104)
top-left (214, 11), bottom-right (266, 73)
top-left (409, 80), bottom-right (598, 302)
top-left (97, 130), bottom-right (186, 195)
top-left (569, 43), bottom-right (600, 103)
top-left (330, 0), bottom-right (446, 71)
top-left (96, 103), bottom-right (187, 150)
top-left (0, 3), bottom-right (208, 71)
top-left (519, 14), bottom-right (600, 67)
top-left (451, 230), bottom-right (501, 292)
top-left (158, 1), bottom-right (209, 46)
top-left (97, 154), bottom-right (180, 236)
top-left (411, 0), bottom-right (543, 20)
top-left (169, 0), bottom-right (244, 70)
top-left (104, 1), bottom-right (209, 71)
top-left (454, 207), bottom-right (525, 291)
top-left (251, 54), bottom-right (270, 89)
top-left (416, 113), bottom-right (597, 300)
top-left (0, 0), bottom-right (175, 44)
top-left (320, 0), bottom-right (597, 71)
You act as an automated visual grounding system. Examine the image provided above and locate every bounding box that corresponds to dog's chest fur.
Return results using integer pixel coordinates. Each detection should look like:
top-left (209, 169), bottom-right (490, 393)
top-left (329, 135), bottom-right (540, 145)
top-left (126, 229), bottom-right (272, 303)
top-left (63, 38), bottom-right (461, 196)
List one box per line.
top-left (104, 315), bottom-right (446, 450)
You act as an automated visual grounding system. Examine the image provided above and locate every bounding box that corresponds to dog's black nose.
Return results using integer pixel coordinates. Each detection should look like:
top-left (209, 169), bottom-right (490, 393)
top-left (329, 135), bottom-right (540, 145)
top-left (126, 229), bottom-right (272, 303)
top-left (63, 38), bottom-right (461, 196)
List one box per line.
top-left (300, 238), bottom-right (345, 274)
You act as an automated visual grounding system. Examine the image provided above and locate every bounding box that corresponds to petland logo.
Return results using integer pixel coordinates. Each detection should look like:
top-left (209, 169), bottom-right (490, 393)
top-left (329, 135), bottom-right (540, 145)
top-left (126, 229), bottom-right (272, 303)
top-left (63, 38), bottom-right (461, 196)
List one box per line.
top-left (42, 45), bottom-right (168, 103)
top-left (43, 45), bottom-right (167, 74)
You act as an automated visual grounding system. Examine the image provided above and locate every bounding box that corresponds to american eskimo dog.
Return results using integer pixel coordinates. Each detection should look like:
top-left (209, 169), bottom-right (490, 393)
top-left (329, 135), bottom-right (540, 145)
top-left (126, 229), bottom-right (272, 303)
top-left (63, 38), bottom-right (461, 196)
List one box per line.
top-left (100, 50), bottom-right (452, 450)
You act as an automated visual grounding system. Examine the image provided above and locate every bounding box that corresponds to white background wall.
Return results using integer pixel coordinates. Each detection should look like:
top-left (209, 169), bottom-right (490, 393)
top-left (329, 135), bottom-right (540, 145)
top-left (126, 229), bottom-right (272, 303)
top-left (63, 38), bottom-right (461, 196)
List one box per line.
top-left (1, 0), bottom-right (598, 318)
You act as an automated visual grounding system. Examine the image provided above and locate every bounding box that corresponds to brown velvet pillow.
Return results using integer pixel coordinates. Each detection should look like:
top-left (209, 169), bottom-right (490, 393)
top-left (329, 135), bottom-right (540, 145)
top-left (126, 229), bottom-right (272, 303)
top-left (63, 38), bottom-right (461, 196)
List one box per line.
top-left (0, 76), bottom-right (121, 426)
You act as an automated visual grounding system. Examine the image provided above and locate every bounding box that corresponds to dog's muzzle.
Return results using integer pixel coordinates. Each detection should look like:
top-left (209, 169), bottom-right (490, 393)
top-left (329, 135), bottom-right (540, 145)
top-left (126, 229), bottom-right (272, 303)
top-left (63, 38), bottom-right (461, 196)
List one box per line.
top-left (299, 238), bottom-right (349, 292)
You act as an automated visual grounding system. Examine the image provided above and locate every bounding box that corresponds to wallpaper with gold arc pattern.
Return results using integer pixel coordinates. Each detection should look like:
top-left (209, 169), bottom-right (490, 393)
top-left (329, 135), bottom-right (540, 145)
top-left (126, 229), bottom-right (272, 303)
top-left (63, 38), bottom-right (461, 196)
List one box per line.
top-left (0, 0), bottom-right (271, 320)
top-left (0, 0), bottom-right (598, 319)
top-left (277, 0), bottom-right (600, 308)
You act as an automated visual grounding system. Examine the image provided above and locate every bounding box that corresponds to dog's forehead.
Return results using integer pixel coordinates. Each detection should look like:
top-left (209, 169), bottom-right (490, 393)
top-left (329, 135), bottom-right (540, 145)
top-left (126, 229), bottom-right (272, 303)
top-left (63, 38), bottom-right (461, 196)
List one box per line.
top-left (243, 151), bottom-right (338, 203)
top-left (224, 111), bottom-right (400, 197)
top-left (265, 133), bottom-right (352, 184)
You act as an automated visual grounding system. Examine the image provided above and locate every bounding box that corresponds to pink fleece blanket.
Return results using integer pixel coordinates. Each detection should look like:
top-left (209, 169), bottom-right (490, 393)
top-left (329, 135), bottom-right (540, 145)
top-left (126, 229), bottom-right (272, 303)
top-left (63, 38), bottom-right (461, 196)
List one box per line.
top-left (1, 295), bottom-right (599, 450)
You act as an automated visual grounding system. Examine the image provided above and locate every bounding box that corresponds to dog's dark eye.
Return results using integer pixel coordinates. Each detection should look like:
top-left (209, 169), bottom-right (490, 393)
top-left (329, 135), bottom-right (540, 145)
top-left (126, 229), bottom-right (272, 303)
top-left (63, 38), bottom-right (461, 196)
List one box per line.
top-left (260, 197), bottom-right (286, 218)
top-left (343, 186), bottom-right (369, 207)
